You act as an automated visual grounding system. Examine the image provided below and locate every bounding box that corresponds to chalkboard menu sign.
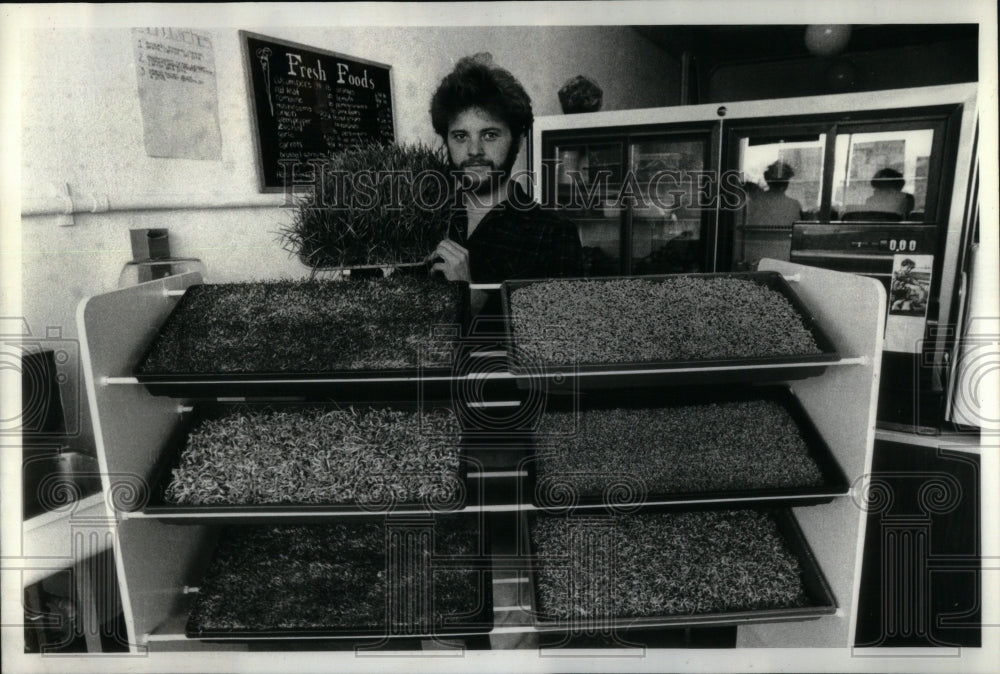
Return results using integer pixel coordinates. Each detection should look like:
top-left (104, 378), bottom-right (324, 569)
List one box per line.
top-left (240, 31), bottom-right (395, 192)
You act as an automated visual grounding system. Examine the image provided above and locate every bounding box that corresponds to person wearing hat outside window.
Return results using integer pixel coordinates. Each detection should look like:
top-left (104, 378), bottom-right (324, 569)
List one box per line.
top-left (864, 168), bottom-right (915, 219)
top-left (739, 160), bottom-right (803, 268)
top-left (745, 160), bottom-right (803, 231)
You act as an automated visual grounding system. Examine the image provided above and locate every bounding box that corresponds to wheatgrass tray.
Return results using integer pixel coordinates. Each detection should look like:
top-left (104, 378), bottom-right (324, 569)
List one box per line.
top-left (186, 515), bottom-right (493, 639)
top-left (133, 275), bottom-right (469, 397)
top-left (139, 401), bottom-right (474, 518)
top-left (526, 386), bottom-right (849, 511)
top-left (523, 508), bottom-right (836, 631)
top-left (501, 272), bottom-right (839, 388)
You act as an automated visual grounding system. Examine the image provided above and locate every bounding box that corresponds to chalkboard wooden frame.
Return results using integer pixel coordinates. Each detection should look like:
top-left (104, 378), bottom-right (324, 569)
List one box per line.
top-left (239, 30), bottom-right (397, 193)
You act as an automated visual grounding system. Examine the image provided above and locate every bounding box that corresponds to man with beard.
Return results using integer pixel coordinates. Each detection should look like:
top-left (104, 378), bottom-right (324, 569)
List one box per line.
top-left (426, 55), bottom-right (583, 314)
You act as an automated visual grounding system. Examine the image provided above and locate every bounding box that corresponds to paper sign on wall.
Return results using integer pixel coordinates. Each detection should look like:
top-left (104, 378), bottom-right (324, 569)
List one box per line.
top-left (133, 28), bottom-right (222, 160)
top-left (884, 253), bottom-right (934, 353)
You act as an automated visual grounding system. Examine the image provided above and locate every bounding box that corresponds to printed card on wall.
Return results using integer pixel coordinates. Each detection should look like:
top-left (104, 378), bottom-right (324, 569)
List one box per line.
top-left (133, 28), bottom-right (222, 160)
top-left (884, 253), bottom-right (934, 353)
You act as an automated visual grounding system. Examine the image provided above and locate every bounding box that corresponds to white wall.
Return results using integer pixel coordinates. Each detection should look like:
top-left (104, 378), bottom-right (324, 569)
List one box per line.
top-left (17, 25), bottom-right (677, 451)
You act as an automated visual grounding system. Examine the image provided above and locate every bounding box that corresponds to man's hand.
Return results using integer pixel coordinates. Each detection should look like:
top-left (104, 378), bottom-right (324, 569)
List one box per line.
top-left (426, 239), bottom-right (472, 282)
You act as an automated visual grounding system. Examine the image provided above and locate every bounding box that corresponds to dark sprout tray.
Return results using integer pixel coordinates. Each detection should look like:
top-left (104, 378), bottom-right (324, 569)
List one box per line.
top-left (186, 515), bottom-right (494, 640)
top-left (500, 272), bottom-right (840, 389)
top-left (526, 385), bottom-right (849, 511)
top-left (139, 401), bottom-right (474, 518)
top-left (133, 278), bottom-right (470, 398)
top-left (524, 508), bottom-right (837, 631)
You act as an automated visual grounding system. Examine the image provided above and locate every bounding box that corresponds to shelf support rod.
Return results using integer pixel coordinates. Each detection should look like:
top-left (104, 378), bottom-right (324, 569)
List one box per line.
top-left (101, 376), bottom-right (140, 385)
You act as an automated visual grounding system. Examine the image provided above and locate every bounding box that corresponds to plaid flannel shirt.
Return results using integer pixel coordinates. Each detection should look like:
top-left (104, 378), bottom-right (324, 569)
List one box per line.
top-left (447, 183), bottom-right (583, 284)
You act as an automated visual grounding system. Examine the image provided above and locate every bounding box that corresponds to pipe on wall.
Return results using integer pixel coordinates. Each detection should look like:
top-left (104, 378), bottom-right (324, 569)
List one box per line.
top-left (21, 184), bottom-right (289, 222)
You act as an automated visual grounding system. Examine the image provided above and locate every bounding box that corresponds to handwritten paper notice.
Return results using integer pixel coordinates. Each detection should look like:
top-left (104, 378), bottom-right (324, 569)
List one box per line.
top-left (133, 28), bottom-right (222, 160)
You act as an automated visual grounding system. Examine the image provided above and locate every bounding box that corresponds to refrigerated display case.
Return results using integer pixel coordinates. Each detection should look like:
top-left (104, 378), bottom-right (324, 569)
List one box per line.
top-left (539, 121), bottom-right (719, 276)
top-left (532, 83), bottom-right (979, 433)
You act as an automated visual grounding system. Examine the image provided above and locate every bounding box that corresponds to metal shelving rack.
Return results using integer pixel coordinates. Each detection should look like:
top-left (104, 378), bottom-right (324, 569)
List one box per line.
top-left (78, 258), bottom-right (884, 655)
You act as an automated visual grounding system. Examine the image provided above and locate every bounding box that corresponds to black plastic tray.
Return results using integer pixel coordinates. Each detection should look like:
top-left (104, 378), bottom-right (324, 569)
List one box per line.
top-left (526, 385), bottom-right (850, 511)
top-left (500, 272), bottom-right (840, 389)
top-left (133, 279), bottom-right (469, 398)
top-left (186, 515), bottom-right (494, 640)
top-left (524, 507), bottom-right (837, 631)
top-left (139, 401), bottom-right (473, 518)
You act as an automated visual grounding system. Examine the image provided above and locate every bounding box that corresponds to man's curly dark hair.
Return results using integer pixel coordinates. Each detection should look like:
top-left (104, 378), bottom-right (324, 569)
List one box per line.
top-left (430, 54), bottom-right (533, 139)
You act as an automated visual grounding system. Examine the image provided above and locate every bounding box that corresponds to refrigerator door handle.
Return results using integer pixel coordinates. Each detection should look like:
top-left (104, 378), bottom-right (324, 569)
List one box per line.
top-left (943, 267), bottom-right (967, 420)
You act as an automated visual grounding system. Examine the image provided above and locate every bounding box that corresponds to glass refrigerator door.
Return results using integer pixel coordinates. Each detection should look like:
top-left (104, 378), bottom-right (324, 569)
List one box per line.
top-left (629, 136), bottom-right (711, 274)
top-left (551, 141), bottom-right (625, 276)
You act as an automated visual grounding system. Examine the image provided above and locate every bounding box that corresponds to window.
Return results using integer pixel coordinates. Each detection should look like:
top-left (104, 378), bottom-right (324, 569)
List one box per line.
top-left (832, 129), bottom-right (935, 221)
top-left (740, 135), bottom-right (826, 220)
top-left (732, 133), bottom-right (827, 269)
top-left (721, 107), bottom-right (956, 270)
